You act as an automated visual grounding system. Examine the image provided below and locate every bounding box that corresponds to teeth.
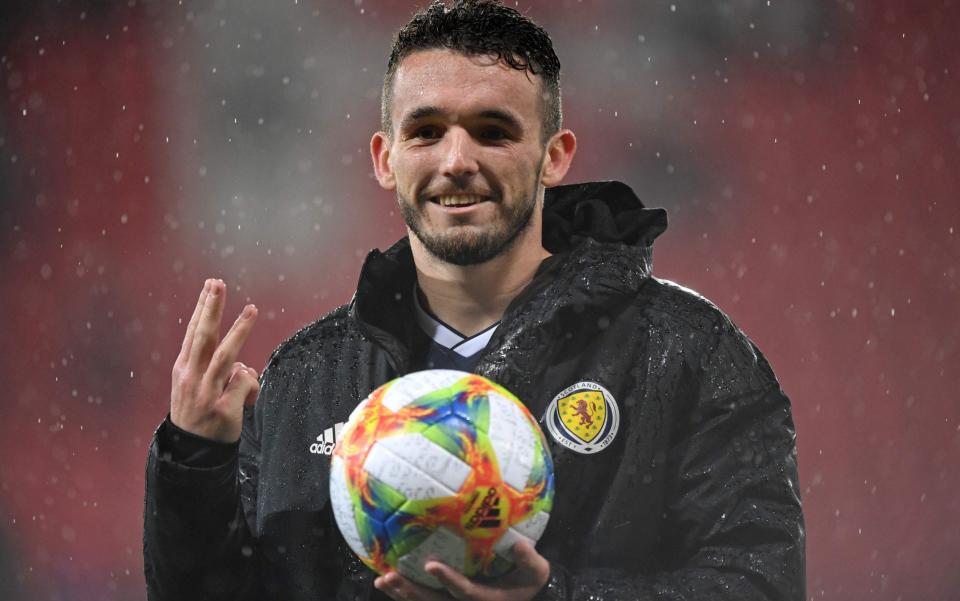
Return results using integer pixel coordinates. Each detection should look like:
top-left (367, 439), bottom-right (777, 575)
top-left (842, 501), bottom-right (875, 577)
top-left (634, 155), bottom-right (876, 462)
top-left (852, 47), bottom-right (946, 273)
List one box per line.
top-left (436, 194), bottom-right (484, 207)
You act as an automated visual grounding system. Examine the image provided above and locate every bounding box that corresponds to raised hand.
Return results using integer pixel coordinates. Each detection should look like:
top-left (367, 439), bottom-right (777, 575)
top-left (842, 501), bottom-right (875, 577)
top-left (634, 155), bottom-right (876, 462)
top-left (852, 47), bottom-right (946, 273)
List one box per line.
top-left (170, 278), bottom-right (260, 443)
top-left (374, 540), bottom-right (550, 601)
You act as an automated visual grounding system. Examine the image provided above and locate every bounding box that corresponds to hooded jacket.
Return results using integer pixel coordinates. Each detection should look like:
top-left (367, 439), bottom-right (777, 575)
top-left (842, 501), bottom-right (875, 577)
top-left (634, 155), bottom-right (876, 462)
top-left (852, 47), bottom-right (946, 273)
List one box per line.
top-left (144, 181), bottom-right (805, 601)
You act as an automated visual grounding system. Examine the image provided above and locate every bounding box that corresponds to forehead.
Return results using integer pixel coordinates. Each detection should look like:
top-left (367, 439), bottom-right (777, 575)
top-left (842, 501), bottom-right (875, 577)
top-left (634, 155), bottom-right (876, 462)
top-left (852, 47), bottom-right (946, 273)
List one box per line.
top-left (390, 49), bottom-right (542, 126)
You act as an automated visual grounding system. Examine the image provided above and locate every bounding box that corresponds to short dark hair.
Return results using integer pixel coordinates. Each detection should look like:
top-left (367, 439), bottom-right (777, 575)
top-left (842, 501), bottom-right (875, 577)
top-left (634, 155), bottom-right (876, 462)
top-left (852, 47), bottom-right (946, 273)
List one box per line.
top-left (382, 0), bottom-right (562, 142)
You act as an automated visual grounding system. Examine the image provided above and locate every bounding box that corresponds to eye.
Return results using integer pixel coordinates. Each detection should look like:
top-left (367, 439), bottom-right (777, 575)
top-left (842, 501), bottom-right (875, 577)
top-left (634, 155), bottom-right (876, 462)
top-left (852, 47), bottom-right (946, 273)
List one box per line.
top-left (413, 125), bottom-right (442, 140)
top-left (478, 126), bottom-right (509, 141)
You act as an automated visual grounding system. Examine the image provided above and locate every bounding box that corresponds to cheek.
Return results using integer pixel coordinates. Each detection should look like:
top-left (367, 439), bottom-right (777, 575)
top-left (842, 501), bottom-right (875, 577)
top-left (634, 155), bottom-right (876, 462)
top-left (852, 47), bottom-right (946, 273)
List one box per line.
top-left (499, 153), bottom-right (542, 189)
top-left (392, 153), bottom-right (430, 188)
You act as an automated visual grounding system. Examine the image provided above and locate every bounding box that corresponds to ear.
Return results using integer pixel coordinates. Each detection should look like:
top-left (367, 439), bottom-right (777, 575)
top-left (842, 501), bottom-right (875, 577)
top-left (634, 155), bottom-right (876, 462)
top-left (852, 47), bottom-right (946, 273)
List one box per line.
top-left (370, 131), bottom-right (396, 190)
top-left (540, 129), bottom-right (577, 188)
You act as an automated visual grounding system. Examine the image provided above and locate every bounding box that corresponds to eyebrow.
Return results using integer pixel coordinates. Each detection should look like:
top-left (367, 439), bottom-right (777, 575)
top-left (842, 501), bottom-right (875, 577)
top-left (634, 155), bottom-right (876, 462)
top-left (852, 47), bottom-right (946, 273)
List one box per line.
top-left (478, 109), bottom-right (522, 131)
top-left (399, 106), bottom-right (523, 132)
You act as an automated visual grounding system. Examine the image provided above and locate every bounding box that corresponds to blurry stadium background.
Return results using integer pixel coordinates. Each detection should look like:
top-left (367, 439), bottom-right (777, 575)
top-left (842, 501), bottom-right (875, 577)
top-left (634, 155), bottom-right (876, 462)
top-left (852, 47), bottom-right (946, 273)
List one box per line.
top-left (1, 1), bottom-right (958, 598)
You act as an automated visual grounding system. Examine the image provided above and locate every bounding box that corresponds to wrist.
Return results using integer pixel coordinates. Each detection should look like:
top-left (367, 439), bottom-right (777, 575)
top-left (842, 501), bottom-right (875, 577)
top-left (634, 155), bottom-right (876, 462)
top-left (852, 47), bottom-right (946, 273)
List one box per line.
top-left (169, 410), bottom-right (241, 444)
top-left (157, 415), bottom-right (239, 468)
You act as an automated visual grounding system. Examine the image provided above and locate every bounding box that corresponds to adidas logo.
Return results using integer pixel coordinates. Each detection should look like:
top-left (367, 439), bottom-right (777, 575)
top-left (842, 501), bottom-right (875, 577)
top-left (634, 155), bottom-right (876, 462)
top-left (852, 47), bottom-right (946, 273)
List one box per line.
top-left (308, 422), bottom-right (344, 455)
top-left (465, 487), bottom-right (502, 530)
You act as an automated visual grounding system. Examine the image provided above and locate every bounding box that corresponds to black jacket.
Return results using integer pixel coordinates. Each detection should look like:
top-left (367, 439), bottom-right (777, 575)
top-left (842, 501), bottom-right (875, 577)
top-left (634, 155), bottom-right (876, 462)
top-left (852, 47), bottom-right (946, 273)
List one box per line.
top-left (144, 181), bottom-right (804, 600)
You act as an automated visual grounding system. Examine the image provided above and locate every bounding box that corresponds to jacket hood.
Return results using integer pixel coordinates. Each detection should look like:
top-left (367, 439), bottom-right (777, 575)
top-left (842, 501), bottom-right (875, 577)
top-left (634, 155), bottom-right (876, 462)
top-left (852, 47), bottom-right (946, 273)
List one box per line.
top-left (542, 180), bottom-right (667, 253)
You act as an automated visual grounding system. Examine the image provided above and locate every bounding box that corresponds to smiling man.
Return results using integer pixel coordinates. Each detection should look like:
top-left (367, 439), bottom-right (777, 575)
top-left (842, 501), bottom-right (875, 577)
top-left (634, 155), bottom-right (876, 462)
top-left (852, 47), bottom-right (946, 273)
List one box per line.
top-left (369, 45), bottom-right (575, 350)
top-left (144, 2), bottom-right (805, 601)
top-left (375, 48), bottom-right (562, 266)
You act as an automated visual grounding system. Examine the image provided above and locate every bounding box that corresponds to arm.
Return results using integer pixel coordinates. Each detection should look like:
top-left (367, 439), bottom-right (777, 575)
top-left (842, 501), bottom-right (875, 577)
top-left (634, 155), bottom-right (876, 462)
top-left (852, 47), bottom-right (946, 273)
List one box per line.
top-left (536, 318), bottom-right (805, 601)
top-left (144, 416), bottom-right (261, 600)
top-left (143, 279), bottom-right (264, 600)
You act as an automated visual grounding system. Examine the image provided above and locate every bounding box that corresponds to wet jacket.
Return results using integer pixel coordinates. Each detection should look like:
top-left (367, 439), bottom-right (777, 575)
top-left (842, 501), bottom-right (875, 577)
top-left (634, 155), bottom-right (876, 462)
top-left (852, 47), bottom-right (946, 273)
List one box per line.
top-left (144, 180), bottom-right (805, 601)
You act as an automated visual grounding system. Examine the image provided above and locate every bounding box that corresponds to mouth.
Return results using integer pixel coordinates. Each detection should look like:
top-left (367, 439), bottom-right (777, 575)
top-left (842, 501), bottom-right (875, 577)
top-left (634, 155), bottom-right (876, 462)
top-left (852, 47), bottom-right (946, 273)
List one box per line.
top-left (428, 194), bottom-right (491, 208)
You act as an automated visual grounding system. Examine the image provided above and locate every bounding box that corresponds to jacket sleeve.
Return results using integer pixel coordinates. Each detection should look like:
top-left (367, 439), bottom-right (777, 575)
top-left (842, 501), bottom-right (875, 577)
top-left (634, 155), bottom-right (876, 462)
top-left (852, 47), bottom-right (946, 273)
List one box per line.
top-left (143, 405), bottom-right (264, 600)
top-left (535, 317), bottom-right (805, 601)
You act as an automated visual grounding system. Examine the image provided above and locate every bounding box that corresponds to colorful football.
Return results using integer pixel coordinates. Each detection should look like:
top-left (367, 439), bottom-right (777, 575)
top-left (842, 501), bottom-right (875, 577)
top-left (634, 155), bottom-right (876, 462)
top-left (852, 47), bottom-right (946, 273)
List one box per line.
top-left (329, 370), bottom-right (554, 588)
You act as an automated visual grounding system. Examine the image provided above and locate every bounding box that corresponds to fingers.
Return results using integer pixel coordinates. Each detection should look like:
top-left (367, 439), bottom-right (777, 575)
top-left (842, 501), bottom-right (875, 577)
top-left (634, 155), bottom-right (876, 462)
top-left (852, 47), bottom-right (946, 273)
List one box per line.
top-left (510, 540), bottom-right (539, 569)
top-left (374, 545), bottom-right (548, 601)
top-left (223, 362), bottom-right (261, 409)
top-left (501, 540), bottom-right (551, 592)
top-left (424, 562), bottom-right (472, 599)
top-left (187, 279), bottom-right (227, 373)
top-left (206, 303), bottom-right (259, 389)
top-left (169, 277), bottom-right (260, 442)
top-left (374, 571), bottom-right (448, 601)
top-left (176, 279), bottom-right (211, 366)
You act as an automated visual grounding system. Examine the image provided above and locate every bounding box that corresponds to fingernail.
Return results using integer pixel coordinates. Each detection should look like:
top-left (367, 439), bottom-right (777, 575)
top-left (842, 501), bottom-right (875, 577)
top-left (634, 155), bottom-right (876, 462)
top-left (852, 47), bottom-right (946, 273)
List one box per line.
top-left (203, 279), bottom-right (210, 291)
top-left (210, 281), bottom-right (221, 296)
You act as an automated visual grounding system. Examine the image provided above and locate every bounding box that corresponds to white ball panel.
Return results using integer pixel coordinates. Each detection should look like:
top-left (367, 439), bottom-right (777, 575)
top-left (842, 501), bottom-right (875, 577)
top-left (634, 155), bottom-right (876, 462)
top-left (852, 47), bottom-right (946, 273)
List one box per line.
top-left (510, 510), bottom-right (550, 541)
top-left (397, 527), bottom-right (466, 589)
top-left (329, 456), bottom-right (369, 560)
top-left (363, 440), bottom-right (456, 501)
top-left (346, 397), bottom-right (370, 425)
top-left (486, 391), bottom-right (536, 491)
top-left (381, 370), bottom-right (469, 412)
top-left (378, 433), bottom-right (472, 493)
top-left (492, 527), bottom-right (535, 559)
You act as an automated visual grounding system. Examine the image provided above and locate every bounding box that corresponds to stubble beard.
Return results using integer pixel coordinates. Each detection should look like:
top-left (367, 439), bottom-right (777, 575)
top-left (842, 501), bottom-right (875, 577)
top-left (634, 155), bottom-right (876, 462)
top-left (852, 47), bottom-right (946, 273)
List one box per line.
top-left (398, 168), bottom-right (543, 266)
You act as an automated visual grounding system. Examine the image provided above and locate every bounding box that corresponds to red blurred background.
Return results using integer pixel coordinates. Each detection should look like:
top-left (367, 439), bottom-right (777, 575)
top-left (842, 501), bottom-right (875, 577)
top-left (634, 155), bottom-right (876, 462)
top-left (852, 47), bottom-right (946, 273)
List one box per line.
top-left (1, 1), bottom-right (957, 599)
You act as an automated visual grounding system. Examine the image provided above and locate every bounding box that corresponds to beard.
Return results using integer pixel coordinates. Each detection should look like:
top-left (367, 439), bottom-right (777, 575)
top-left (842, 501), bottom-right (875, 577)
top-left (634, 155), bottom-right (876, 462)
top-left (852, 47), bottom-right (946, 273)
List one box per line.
top-left (398, 168), bottom-right (542, 266)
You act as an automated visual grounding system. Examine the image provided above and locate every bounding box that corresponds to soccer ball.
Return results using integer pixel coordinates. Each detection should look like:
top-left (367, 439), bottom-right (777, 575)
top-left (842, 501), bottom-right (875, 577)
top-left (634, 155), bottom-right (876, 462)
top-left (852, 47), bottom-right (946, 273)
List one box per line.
top-left (329, 370), bottom-right (554, 588)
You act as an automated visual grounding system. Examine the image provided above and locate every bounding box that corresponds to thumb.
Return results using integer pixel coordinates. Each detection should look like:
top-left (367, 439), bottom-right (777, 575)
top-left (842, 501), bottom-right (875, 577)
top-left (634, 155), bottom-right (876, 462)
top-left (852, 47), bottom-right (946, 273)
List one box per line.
top-left (243, 366), bottom-right (260, 406)
top-left (511, 539), bottom-right (536, 563)
top-left (510, 539), bottom-right (549, 584)
top-left (224, 363), bottom-right (260, 409)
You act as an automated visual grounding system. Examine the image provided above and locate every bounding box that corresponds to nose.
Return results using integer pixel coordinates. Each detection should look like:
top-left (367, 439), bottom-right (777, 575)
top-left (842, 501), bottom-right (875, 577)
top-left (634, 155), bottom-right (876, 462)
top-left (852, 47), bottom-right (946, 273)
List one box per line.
top-left (440, 127), bottom-right (479, 180)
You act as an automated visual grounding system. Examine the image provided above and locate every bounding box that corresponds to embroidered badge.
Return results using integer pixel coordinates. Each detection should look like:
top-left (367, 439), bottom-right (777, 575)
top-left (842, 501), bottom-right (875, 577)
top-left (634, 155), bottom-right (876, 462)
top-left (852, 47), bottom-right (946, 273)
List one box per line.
top-left (544, 381), bottom-right (620, 454)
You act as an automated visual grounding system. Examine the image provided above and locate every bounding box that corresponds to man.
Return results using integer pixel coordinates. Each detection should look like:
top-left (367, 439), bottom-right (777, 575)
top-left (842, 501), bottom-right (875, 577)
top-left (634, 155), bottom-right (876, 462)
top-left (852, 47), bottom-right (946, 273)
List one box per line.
top-left (144, 1), bottom-right (805, 600)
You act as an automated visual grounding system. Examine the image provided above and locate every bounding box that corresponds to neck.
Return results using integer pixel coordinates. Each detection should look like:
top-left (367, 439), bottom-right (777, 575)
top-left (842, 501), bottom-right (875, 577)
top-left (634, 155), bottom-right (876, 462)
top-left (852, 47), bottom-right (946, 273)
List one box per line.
top-left (412, 232), bottom-right (550, 338)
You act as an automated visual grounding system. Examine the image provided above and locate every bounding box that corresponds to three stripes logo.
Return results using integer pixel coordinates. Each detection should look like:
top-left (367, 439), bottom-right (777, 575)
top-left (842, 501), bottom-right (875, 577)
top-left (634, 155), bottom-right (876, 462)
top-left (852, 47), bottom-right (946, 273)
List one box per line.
top-left (464, 487), bottom-right (503, 530)
top-left (308, 422), bottom-right (344, 456)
